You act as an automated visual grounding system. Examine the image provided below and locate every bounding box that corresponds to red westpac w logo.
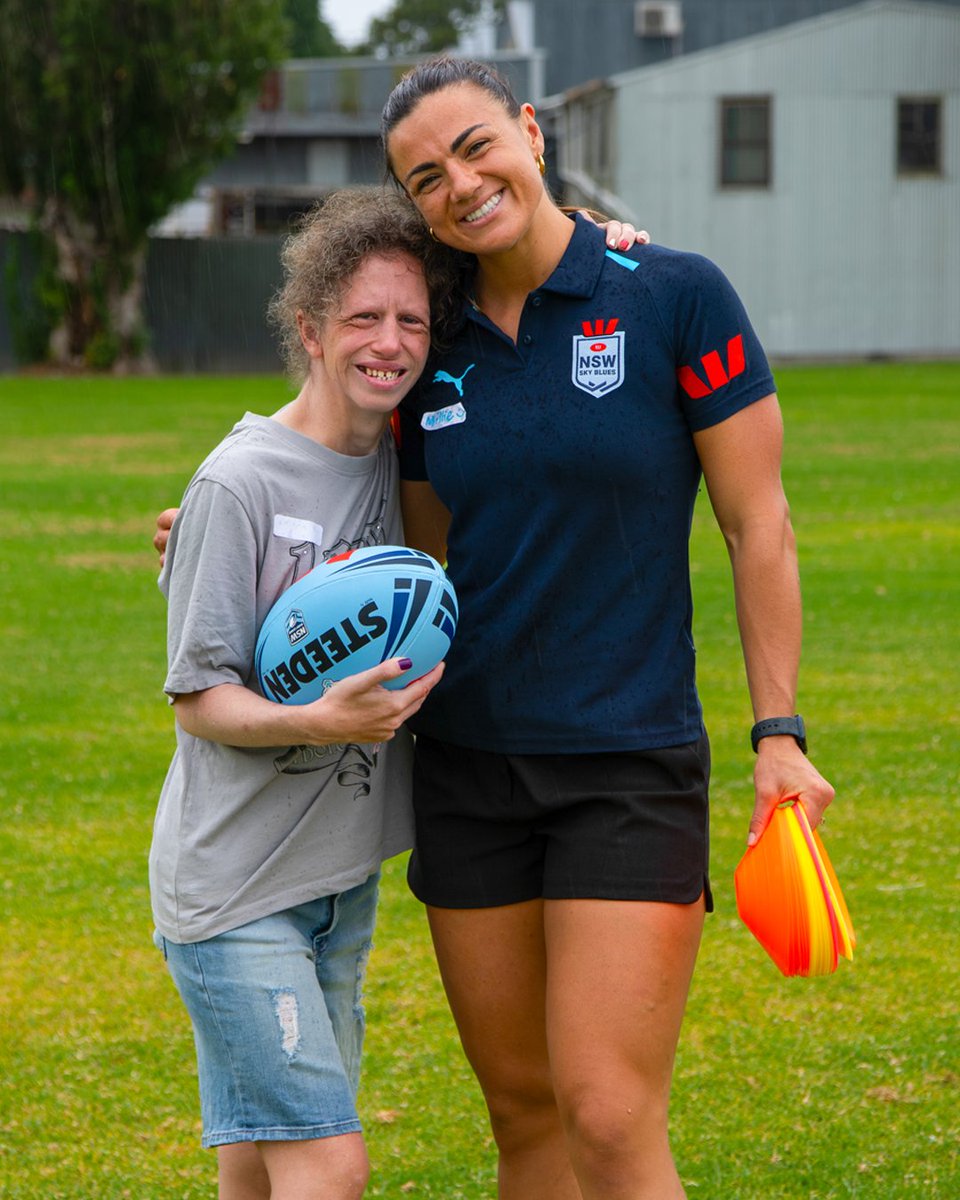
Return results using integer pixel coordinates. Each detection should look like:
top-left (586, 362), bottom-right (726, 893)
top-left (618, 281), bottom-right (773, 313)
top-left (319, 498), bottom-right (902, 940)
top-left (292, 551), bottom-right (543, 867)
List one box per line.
top-left (572, 317), bottom-right (624, 397)
top-left (677, 334), bottom-right (745, 399)
top-left (581, 318), bottom-right (619, 337)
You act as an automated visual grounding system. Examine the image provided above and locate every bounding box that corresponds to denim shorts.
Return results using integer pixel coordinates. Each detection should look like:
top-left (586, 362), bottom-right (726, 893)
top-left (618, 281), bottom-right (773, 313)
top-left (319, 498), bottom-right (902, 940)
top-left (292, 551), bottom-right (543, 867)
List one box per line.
top-left (154, 872), bottom-right (379, 1148)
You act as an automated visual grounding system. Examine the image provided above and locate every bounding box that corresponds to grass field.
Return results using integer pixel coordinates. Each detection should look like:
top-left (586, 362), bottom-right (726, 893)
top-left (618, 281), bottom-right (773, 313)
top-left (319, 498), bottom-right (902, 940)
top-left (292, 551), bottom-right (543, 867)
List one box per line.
top-left (0, 363), bottom-right (957, 1198)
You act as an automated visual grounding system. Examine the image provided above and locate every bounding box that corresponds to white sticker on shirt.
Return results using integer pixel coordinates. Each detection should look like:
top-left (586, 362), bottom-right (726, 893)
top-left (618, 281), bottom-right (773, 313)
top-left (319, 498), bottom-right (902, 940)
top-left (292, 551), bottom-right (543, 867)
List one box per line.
top-left (421, 402), bottom-right (467, 431)
top-left (273, 514), bottom-right (325, 547)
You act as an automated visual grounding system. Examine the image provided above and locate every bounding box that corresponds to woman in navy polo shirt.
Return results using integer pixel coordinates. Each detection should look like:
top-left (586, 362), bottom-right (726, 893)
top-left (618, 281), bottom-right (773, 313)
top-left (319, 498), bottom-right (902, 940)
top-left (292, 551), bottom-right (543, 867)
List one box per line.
top-left (382, 57), bottom-right (834, 1200)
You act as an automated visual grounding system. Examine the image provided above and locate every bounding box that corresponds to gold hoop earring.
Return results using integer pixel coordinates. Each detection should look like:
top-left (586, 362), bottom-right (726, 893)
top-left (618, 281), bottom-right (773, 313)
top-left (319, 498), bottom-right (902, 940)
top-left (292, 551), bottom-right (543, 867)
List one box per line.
top-left (537, 155), bottom-right (546, 177)
top-left (429, 227), bottom-right (438, 241)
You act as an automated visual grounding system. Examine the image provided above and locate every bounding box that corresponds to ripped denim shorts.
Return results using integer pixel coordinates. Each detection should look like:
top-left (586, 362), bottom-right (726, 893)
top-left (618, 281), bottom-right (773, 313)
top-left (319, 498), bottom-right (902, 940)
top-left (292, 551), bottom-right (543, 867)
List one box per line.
top-left (154, 872), bottom-right (379, 1148)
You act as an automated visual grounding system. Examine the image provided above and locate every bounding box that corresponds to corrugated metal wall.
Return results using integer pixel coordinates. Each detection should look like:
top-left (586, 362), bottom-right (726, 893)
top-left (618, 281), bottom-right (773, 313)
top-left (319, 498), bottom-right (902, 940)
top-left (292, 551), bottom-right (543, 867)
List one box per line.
top-left (144, 237), bottom-right (284, 372)
top-left (532, 0), bottom-right (960, 99)
top-left (0, 233), bottom-right (286, 374)
top-left (609, 2), bottom-right (960, 357)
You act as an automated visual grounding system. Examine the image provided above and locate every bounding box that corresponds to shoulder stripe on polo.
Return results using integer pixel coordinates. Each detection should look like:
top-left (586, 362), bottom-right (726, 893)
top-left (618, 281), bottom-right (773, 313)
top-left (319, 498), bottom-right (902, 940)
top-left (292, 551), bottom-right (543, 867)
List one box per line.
top-left (605, 249), bottom-right (639, 273)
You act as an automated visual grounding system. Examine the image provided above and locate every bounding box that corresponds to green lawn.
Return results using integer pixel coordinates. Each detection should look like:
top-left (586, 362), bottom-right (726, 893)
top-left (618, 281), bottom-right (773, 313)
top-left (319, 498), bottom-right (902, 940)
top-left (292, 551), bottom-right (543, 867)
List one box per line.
top-left (0, 364), bottom-right (957, 1198)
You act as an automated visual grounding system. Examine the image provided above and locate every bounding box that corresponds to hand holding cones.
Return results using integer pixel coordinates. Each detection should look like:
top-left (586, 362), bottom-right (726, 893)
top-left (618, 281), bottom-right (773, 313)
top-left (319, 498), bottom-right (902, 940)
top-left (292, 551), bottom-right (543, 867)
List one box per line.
top-left (735, 799), bottom-right (855, 977)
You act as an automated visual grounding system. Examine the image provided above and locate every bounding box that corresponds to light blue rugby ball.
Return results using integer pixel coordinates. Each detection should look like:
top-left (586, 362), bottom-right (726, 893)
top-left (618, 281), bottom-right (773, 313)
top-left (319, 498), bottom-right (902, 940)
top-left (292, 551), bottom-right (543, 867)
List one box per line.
top-left (255, 545), bottom-right (458, 703)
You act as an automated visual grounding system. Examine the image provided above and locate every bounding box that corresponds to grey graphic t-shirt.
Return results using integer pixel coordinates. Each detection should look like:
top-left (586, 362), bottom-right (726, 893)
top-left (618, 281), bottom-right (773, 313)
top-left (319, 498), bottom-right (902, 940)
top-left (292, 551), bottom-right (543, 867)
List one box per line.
top-left (149, 413), bottom-right (413, 943)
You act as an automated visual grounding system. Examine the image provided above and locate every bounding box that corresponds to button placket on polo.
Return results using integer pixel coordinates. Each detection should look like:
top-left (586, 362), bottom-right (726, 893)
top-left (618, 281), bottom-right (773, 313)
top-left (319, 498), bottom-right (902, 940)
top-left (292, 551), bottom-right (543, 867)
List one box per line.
top-left (518, 292), bottom-right (543, 354)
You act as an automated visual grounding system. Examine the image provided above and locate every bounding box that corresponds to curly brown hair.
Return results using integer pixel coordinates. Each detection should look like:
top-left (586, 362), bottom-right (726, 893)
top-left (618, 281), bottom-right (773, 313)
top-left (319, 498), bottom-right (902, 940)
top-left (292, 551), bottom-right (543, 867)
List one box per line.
top-left (268, 187), bottom-right (465, 382)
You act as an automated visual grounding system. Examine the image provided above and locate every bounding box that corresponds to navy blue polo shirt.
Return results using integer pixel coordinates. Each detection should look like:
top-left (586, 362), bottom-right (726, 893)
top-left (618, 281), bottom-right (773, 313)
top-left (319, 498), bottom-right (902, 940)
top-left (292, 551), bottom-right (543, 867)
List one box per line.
top-left (399, 216), bottom-right (775, 754)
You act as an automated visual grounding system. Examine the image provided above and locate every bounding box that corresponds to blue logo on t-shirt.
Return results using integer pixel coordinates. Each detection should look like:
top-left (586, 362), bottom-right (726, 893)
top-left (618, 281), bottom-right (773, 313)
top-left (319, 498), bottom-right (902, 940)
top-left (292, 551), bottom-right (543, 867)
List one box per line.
top-left (433, 364), bottom-right (475, 397)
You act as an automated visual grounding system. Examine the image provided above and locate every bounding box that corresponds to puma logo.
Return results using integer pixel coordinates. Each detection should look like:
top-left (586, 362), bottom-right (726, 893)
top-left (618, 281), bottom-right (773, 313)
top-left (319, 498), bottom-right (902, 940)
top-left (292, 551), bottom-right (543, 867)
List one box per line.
top-left (433, 364), bottom-right (475, 397)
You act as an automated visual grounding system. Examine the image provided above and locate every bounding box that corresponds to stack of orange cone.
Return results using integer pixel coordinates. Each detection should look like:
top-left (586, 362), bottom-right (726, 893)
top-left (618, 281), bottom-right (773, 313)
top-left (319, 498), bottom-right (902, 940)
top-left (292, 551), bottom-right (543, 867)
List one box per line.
top-left (735, 800), bottom-right (855, 977)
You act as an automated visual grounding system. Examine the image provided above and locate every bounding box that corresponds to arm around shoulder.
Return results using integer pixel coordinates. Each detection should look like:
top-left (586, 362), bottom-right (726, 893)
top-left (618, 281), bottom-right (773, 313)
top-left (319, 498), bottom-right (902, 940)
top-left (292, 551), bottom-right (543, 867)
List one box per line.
top-left (400, 479), bottom-right (451, 564)
top-left (153, 507), bottom-right (179, 568)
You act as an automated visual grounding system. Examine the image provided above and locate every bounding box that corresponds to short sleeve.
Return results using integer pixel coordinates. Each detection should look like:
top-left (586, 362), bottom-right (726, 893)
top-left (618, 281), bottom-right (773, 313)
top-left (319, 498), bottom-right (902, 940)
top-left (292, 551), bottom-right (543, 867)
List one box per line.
top-left (162, 479), bottom-right (260, 699)
top-left (670, 255), bottom-right (775, 432)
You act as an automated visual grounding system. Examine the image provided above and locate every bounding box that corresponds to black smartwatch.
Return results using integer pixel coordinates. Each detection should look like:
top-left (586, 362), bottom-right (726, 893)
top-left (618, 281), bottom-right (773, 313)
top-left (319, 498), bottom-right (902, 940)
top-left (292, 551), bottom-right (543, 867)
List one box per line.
top-left (751, 714), bottom-right (807, 754)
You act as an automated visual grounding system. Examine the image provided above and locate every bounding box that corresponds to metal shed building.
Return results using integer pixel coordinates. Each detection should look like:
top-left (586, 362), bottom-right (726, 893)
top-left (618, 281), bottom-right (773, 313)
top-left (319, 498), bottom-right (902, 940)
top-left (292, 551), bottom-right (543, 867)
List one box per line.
top-left (557, 0), bottom-right (960, 357)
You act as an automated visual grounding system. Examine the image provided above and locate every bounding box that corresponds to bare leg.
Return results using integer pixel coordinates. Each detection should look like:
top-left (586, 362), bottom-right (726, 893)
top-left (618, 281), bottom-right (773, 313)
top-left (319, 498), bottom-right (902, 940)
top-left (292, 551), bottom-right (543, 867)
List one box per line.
top-left (426, 901), bottom-right (582, 1200)
top-left (218, 1143), bottom-right (271, 1200)
top-left (218, 1134), bottom-right (369, 1200)
top-left (545, 896), bottom-right (705, 1200)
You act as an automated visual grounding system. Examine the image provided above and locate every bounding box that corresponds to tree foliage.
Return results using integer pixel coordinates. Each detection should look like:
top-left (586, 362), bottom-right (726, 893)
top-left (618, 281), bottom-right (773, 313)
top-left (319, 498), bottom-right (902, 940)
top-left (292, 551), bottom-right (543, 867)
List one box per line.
top-left (285, 0), bottom-right (343, 58)
top-left (362, 0), bottom-right (506, 56)
top-left (0, 0), bottom-right (287, 368)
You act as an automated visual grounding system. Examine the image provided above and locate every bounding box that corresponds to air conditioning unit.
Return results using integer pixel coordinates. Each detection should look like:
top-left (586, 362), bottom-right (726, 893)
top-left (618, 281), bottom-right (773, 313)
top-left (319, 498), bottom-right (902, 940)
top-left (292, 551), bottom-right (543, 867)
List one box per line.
top-left (635, 1), bottom-right (683, 38)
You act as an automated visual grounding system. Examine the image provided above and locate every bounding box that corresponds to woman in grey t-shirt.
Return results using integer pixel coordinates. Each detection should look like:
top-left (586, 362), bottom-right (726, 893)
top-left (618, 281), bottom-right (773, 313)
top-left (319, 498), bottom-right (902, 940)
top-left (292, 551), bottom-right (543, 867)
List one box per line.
top-left (150, 189), bottom-right (455, 1200)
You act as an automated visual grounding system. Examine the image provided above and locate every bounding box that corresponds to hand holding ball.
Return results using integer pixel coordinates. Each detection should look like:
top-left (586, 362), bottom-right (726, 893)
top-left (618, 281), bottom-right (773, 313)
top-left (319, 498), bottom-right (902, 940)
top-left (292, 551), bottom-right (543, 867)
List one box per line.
top-left (255, 546), bottom-right (457, 703)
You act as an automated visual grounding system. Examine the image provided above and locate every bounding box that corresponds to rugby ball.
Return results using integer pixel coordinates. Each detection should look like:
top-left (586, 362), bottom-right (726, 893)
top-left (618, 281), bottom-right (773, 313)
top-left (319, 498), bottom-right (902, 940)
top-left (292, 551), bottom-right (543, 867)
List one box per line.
top-left (255, 545), bottom-right (457, 703)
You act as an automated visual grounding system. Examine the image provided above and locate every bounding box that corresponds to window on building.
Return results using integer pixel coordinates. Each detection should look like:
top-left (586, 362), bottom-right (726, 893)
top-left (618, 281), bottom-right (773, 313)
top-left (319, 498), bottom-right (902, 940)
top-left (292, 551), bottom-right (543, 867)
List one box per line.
top-left (897, 98), bottom-right (942, 175)
top-left (215, 189), bottom-right (329, 236)
top-left (719, 97), bottom-right (771, 188)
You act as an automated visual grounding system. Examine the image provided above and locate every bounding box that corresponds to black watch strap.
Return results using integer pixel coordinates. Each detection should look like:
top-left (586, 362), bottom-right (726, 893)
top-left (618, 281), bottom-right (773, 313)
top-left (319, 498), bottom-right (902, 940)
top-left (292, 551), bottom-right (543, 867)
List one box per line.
top-left (751, 714), bottom-right (807, 754)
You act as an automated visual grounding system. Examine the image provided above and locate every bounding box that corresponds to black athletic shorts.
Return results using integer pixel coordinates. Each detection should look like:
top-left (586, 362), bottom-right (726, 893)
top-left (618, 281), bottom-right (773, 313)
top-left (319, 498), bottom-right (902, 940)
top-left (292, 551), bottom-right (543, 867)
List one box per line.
top-left (407, 732), bottom-right (713, 911)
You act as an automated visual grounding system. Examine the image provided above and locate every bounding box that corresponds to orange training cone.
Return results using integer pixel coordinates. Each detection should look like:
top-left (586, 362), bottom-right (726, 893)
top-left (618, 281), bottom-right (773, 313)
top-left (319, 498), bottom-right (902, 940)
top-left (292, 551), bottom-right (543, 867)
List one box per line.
top-left (734, 800), bottom-right (855, 977)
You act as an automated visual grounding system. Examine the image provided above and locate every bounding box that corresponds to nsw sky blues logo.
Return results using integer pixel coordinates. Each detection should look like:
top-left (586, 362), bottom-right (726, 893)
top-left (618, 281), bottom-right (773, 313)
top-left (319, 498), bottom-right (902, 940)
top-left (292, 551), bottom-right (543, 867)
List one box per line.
top-left (285, 608), bottom-right (308, 646)
top-left (572, 318), bottom-right (625, 397)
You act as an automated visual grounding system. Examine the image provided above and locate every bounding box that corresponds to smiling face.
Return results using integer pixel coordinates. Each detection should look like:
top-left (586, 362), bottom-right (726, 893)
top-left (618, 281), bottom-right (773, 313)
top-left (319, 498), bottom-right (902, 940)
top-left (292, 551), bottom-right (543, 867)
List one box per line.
top-left (386, 83), bottom-right (550, 258)
top-left (298, 250), bottom-right (431, 448)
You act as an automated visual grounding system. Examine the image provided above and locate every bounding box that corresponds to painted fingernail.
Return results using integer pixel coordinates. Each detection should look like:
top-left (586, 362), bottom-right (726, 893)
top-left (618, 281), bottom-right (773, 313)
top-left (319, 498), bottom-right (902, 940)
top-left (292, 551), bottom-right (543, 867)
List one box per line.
top-left (398, 657), bottom-right (413, 670)
top-left (619, 238), bottom-right (630, 250)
